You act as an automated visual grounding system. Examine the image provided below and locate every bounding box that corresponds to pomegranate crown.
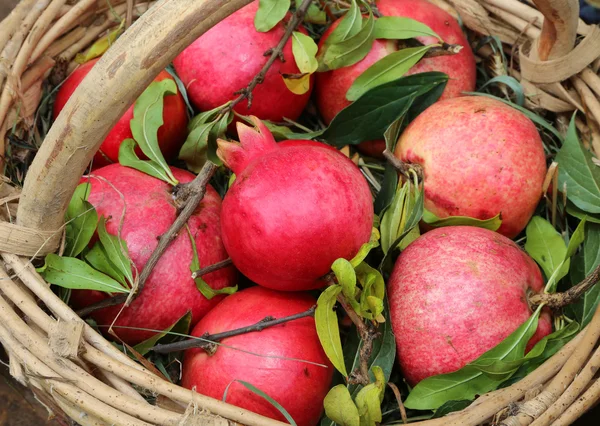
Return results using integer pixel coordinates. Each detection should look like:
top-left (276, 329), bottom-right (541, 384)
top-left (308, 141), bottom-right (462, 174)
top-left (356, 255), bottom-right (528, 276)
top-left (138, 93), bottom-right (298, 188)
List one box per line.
top-left (216, 116), bottom-right (278, 175)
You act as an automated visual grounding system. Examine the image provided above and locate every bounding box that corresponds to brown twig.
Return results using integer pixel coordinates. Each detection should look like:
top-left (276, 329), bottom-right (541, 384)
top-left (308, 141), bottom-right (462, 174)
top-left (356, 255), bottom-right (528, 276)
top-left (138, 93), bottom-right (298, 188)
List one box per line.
top-left (529, 263), bottom-right (600, 309)
top-left (337, 294), bottom-right (378, 386)
top-left (220, 0), bottom-right (314, 114)
top-left (151, 305), bottom-right (316, 354)
top-left (191, 258), bottom-right (233, 279)
top-left (77, 162), bottom-right (217, 317)
top-left (388, 382), bottom-right (408, 424)
top-left (382, 149), bottom-right (423, 181)
top-left (424, 43), bottom-right (463, 58)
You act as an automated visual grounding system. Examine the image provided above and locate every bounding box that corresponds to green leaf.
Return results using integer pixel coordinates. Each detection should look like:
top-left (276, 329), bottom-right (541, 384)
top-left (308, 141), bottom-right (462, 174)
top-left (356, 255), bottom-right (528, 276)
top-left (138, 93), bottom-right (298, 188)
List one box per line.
top-left (356, 262), bottom-right (385, 302)
top-left (322, 72), bottom-right (448, 147)
top-left (571, 223), bottom-right (600, 326)
top-left (179, 121), bottom-right (213, 173)
top-left (332, 258), bottom-right (357, 302)
top-left (422, 210), bottom-right (502, 231)
top-left (567, 202), bottom-right (600, 224)
top-left (478, 75), bottom-right (525, 106)
top-left (347, 45), bottom-right (433, 101)
top-left (324, 0), bottom-right (362, 46)
top-left (84, 242), bottom-right (127, 287)
top-left (433, 400), bottom-right (472, 419)
top-left (292, 31), bottom-right (318, 74)
top-left (373, 16), bottom-right (442, 41)
top-left (374, 164), bottom-right (398, 215)
top-left (316, 285), bottom-right (347, 377)
top-left (97, 216), bottom-right (133, 287)
top-left (366, 296), bottom-right (384, 321)
top-left (38, 254), bottom-right (129, 294)
top-left (524, 216), bottom-right (568, 282)
top-left (323, 385), bottom-right (360, 426)
top-left (134, 311), bottom-right (192, 356)
top-left (208, 111), bottom-right (232, 166)
top-left (300, 0), bottom-right (327, 24)
top-left (349, 228), bottom-right (381, 268)
top-left (380, 177), bottom-right (422, 255)
top-left (130, 79), bottom-right (179, 185)
top-left (254, 0), bottom-right (290, 32)
top-left (187, 226), bottom-right (237, 300)
top-left (320, 12), bottom-right (375, 72)
top-left (355, 384), bottom-right (383, 426)
top-left (379, 184), bottom-right (424, 271)
top-left (404, 305), bottom-right (542, 410)
top-left (223, 380), bottom-right (297, 426)
top-left (119, 139), bottom-right (177, 185)
top-left (64, 183), bottom-right (98, 258)
top-left (383, 113), bottom-right (404, 153)
top-left (556, 115), bottom-right (600, 214)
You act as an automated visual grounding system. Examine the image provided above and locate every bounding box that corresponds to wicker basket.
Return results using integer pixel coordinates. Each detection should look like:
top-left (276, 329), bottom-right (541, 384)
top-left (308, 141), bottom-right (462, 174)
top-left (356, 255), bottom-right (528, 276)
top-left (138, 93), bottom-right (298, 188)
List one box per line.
top-left (1, 0), bottom-right (600, 425)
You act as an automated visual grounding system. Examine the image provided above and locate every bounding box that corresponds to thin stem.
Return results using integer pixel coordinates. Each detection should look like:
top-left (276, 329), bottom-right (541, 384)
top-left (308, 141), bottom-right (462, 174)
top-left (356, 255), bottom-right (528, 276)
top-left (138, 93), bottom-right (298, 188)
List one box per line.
top-left (78, 162), bottom-right (217, 317)
top-left (383, 149), bottom-right (423, 181)
top-left (151, 305), bottom-right (316, 354)
top-left (220, 0), bottom-right (314, 114)
top-left (529, 263), bottom-right (600, 308)
top-left (191, 258), bottom-right (233, 279)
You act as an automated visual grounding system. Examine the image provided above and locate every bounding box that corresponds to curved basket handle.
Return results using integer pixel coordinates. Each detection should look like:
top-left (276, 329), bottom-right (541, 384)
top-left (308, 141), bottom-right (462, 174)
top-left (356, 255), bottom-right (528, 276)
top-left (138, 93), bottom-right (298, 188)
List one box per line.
top-left (16, 0), bottom-right (253, 240)
top-left (532, 0), bottom-right (580, 60)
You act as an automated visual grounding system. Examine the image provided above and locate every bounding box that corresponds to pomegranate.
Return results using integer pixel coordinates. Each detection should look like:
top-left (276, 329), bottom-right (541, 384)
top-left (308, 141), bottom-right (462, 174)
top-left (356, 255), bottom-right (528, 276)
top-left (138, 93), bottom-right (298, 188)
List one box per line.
top-left (315, 0), bottom-right (476, 156)
top-left (389, 226), bottom-right (552, 385)
top-left (181, 286), bottom-right (333, 426)
top-left (69, 164), bottom-right (236, 344)
top-left (217, 116), bottom-right (373, 291)
top-left (173, 1), bottom-right (312, 123)
top-left (53, 58), bottom-right (188, 168)
top-left (395, 95), bottom-right (547, 238)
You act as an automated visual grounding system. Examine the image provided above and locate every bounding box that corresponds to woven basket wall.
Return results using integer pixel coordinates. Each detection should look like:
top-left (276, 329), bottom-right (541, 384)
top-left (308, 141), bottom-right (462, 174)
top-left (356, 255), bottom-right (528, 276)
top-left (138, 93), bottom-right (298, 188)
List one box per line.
top-left (1, 0), bottom-right (600, 425)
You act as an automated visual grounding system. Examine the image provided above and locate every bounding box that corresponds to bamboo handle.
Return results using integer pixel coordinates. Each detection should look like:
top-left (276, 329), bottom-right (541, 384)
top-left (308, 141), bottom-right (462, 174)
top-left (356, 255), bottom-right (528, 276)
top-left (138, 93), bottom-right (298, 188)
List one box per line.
top-left (16, 0), bottom-right (253, 237)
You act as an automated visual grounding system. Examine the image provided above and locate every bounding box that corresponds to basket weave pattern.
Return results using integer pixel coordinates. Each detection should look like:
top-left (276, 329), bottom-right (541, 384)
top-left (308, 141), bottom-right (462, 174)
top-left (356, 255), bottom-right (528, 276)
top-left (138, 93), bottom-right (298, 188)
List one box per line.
top-left (0, 0), bottom-right (600, 425)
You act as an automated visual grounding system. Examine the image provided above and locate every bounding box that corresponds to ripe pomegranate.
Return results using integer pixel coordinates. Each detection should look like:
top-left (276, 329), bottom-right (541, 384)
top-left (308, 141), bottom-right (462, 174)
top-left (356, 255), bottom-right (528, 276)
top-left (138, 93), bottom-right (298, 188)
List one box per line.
top-left (389, 226), bottom-right (552, 385)
top-left (315, 0), bottom-right (476, 156)
top-left (69, 164), bottom-right (236, 344)
top-left (181, 286), bottom-right (333, 426)
top-left (173, 1), bottom-right (312, 123)
top-left (217, 116), bottom-right (373, 291)
top-left (395, 96), bottom-right (547, 238)
top-left (53, 58), bottom-right (188, 168)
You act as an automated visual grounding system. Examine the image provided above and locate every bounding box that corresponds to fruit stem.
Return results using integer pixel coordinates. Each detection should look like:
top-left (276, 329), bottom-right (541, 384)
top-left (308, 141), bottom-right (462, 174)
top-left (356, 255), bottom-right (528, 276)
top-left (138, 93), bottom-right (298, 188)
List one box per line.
top-left (382, 148), bottom-right (423, 181)
top-left (219, 0), bottom-right (314, 115)
top-left (191, 258), bottom-right (233, 280)
top-left (150, 305), bottom-right (317, 354)
top-left (529, 263), bottom-right (600, 309)
top-left (76, 161), bottom-right (218, 317)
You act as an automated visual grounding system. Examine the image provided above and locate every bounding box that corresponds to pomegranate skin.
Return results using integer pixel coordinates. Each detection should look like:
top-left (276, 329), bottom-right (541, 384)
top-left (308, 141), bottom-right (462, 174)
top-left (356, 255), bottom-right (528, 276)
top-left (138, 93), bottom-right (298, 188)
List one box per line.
top-left (69, 164), bottom-right (236, 344)
top-left (173, 1), bottom-right (312, 122)
top-left (389, 226), bottom-right (552, 386)
top-left (181, 287), bottom-right (333, 426)
top-left (315, 0), bottom-right (476, 158)
top-left (218, 118), bottom-right (373, 291)
top-left (395, 96), bottom-right (547, 238)
top-left (53, 58), bottom-right (188, 168)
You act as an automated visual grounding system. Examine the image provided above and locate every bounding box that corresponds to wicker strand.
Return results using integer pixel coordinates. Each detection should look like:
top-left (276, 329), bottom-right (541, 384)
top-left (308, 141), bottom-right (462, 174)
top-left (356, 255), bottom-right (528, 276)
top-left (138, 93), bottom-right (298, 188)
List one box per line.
top-left (551, 378), bottom-right (600, 426)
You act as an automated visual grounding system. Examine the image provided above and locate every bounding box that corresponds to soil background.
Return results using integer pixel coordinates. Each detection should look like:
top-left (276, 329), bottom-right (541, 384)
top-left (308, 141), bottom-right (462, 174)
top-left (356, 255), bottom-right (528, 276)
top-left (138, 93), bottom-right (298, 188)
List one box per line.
top-left (0, 0), bottom-right (598, 425)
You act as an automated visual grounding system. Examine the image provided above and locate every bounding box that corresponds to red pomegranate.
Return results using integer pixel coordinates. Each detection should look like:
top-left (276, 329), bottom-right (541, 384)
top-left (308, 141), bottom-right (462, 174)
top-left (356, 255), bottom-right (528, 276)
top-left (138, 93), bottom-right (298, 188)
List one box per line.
top-left (173, 1), bottom-right (312, 122)
top-left (69, 164), bottom-right (236, 344)
top-left (315, 0), bottom-right (476, 156)
top-left (389, 226), bottom-right (552, 385)
top-left (395, 96), bottom-right (547, 238)
top-left (217, 116), bottom-right (373, 291)
top-left (181, 286), bottom-right (333, 426)
top-left (53, 58), bottom-right (188, 168)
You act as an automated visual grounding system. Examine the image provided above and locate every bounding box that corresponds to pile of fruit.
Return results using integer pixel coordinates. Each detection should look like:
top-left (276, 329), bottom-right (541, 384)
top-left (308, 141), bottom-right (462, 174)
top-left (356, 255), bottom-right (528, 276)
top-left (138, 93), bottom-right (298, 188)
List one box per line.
top-left (36, 0), bottom-right (600, 424)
